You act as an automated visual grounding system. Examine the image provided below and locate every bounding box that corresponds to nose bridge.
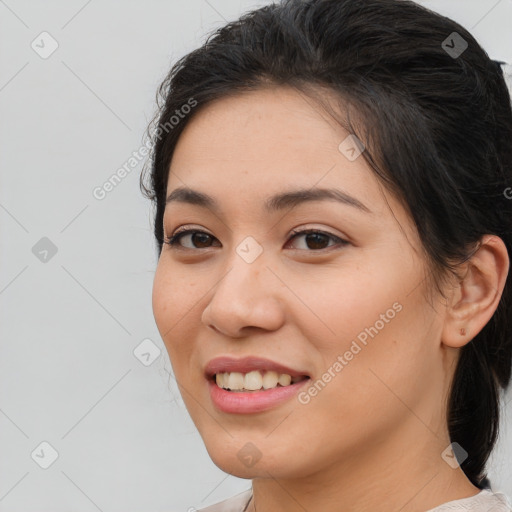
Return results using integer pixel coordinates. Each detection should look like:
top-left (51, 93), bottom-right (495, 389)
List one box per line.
top-left (201, 235), bottom-right (285, 334)
top-left (217, 235), bottom-right (269, 301)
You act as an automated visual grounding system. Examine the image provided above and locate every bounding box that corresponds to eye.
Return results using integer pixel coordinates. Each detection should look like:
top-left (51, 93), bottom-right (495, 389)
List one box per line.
top-left (287, 228), bottom-right (349, 251)
top-left (164, 228), bottom-right (219, 250)
top-left (163, 227), bottom-right (349, 251)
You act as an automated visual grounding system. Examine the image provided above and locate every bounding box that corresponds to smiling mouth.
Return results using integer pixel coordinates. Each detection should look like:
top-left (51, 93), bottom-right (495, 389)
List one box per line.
top-left (212, 370), bottom-right (310, 392)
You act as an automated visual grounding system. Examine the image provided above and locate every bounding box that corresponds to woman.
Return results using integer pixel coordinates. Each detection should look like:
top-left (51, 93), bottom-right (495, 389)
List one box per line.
top-left (141, 0), bottom-right (512, 510)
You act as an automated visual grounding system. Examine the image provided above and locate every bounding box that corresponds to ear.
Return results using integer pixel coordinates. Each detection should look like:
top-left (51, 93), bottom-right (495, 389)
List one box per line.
top-left (441, 235), bottom-right (509, 348)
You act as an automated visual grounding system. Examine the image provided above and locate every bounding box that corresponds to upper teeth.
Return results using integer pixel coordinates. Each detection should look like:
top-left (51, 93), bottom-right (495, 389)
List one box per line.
top-left (215, 370), bottom-right (302, 391)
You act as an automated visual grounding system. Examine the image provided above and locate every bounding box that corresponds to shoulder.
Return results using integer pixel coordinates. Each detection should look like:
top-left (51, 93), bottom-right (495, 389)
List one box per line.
top-left (195, 489), bottom-right (252, 512)
top-left (426, 489), bottom-right (512, 511)
top-left (192, 488), bottom-right (512, 512)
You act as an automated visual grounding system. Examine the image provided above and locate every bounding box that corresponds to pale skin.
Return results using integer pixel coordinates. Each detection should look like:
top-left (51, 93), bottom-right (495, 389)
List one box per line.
top-left (152, 86), bottom-right (509, 512)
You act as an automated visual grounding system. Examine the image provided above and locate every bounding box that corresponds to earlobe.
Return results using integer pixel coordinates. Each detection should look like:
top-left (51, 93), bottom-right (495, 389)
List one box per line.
top-left (441, 235), bottom-right (509, 349)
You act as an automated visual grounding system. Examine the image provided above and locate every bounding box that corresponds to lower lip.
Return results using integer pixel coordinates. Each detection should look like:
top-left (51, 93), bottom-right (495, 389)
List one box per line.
top-left (207, 378), bottom-right (310, 414)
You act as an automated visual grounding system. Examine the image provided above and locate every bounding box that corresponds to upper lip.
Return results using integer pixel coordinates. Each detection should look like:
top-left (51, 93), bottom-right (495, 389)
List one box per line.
top-left (204, 356), bottom-right (310, 379)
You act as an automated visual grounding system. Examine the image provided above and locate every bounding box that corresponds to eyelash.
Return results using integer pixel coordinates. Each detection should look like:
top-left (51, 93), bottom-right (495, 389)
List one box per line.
top-left (163, 227), bottom-right (348, 252)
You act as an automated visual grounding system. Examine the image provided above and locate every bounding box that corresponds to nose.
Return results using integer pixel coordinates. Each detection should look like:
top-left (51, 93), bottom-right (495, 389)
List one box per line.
top-left (201, 248), bottom-right (286, 338)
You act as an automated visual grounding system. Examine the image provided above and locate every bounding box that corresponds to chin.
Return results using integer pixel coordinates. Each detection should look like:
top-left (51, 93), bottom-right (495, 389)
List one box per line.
top-left (199, 432), bottom-right (312, 480)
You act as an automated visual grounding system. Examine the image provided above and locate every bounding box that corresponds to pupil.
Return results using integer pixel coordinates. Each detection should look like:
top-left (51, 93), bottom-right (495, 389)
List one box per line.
top-left (193, 233), bottom-right (211, 248)
top-left (307, 233), bottom-right (328, 249)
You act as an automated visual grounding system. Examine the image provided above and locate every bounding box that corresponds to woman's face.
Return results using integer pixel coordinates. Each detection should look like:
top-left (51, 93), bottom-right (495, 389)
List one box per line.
top-left (152, 86), bottom-right (456, 480)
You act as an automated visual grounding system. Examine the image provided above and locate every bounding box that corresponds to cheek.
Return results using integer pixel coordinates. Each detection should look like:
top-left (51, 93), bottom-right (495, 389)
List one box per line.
top-left (299, 255), bottom-right (434, 401)
top-left (310, 292), bottom-right (437, 435)
top-left (152, 262), bottom-right (199, 362)
top-left (289, 264), bottom-right (403, 355)
top-left (152, 264), bottom-right (173, 334)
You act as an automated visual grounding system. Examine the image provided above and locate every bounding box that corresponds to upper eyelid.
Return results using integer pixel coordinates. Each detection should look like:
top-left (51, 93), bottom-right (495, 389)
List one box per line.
top-left (168, 225), bottom-right (343, 239)
top-left (168, 222), bottom-right (345, 236)
top-left (165, 226), bottom-right (347, 248)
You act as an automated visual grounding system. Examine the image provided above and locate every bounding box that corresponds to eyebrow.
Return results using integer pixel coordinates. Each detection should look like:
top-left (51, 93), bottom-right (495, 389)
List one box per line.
top-left (165, 186), bottom-right (372, 214)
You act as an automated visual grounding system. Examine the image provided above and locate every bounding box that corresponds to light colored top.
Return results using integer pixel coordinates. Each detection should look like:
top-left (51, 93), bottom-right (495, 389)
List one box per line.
top-left (196, 488), bottom-right (512, 512)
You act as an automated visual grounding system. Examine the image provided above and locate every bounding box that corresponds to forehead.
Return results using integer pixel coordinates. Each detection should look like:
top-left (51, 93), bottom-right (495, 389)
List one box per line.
top-left (173, 86), bottom-right (344, 155)
top-left (165, 86), bottom-right (408, 227)
top-left (169, 87), bottom-right (368, 185)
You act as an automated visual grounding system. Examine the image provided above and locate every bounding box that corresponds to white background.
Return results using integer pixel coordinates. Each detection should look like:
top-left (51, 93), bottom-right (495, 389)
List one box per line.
top-left (1, 1), bottom-right (511, 511)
